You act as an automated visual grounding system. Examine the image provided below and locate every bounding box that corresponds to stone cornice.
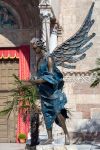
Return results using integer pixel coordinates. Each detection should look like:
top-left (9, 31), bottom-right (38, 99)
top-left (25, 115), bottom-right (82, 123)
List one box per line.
top-left (63, 71), bottom-right (94, 83)
top-left (63, 71), bottom-right (91, 76)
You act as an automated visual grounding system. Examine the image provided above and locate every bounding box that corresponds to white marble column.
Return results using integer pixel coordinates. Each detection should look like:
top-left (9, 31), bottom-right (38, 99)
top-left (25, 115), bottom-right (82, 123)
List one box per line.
top-left (49, 24), bottom-right (58, 53)
top-left (41, 12), bottom-right (51, 46)
top-left (39, 1), bottom-right (55, 51)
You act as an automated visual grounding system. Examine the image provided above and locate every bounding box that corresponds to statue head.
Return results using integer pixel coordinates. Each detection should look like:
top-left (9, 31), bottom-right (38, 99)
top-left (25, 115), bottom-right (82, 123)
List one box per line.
top-left (30, 38), bottom-right (47, 52)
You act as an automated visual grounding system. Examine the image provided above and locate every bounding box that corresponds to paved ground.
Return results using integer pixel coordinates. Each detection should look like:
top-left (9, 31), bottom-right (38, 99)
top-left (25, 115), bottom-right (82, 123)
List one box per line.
top-left (0, 143), bottom-right (100, 150)
top-left (0, 143), bottom-right (25, 150)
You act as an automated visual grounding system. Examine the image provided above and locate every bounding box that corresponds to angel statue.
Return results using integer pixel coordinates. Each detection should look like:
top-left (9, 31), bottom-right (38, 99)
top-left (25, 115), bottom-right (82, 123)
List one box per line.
top-left (27, 2), bottom-right (96, 146)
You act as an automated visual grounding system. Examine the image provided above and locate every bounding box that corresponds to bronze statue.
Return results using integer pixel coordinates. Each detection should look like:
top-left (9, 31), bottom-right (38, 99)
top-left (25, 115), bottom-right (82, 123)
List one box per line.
top-left (28, 2), bottom-right (95, 146)
top-left (30, 38), bottom-right (70, 145)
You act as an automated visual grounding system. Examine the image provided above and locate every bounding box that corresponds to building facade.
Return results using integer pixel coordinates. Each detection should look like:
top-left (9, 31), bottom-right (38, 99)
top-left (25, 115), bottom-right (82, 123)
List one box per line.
top-left (0, 0), bottom-right (40, 142)
top-left (0, 0), bottom-right (100, 143)
top-left (57, 0), bottom-right (100, 141)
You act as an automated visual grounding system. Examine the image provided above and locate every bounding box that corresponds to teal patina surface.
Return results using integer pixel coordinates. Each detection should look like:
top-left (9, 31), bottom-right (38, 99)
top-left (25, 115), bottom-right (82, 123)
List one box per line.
top-left (37, 57), bottom-right (67, 129)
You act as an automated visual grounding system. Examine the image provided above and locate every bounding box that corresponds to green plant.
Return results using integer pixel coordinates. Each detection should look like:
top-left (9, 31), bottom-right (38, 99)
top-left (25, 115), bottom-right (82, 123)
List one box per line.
top-left (18, 133), bottom-right (26, 140)
top-left (0, 74), bottom-right (39, 120)
top-left (0, 74), bottom-right (40, 146)
top-left (90, 58), bottom-right (100, 87)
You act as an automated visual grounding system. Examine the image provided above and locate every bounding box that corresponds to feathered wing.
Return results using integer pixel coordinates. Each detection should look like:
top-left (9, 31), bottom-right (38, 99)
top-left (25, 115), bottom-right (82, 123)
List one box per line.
top-left (51, 2), bottom-right (96, 69)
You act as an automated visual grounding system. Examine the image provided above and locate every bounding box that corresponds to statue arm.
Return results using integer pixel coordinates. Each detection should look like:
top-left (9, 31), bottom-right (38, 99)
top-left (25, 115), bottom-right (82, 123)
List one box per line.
top-left (33, 57), bottom-right (53, 84)
top-left (47, 57), bottom-right (53, 73)
top-left (23, 57), bottom-right (53, 85)
top-left (33, 79), bottom-right (45, 84)
top-left (22, 78), bottom-right (45, 85)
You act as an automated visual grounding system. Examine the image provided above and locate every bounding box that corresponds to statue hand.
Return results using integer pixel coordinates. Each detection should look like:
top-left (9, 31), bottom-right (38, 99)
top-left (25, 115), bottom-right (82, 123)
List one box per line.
top-left (22, 80), bottom-right (33, 86)
top-left (30, 75), bottom-right (37, 80)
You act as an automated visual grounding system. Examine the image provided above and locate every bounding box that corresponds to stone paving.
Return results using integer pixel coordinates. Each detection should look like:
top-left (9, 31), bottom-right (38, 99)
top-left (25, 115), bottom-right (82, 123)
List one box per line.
top-left (0, 143), bottom-right (25, 150)
top-left (0, 143), bottom-right (100, 150)
top-left (36, 144), bottom-right (100, 150)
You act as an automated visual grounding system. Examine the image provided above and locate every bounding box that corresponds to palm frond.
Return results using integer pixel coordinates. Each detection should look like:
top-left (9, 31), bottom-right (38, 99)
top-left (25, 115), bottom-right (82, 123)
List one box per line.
top-left (12, 74), bottom-right (22, 85)
top-left (90, 58), bottom-right (100, 87)
top-left (4, 101), bottom-right (12, 104)
top-left (19, 105), bottom-right (30, 109)
top-left (96, 58), bottom-right (100, 66)
top-left (0, 74), bottom-right (39, 120)
top-left (0, 107), bottom-right (13, 116)
top-left (90, 68), bottom-right (100, 73)
top-left (91, 78), bottom-right (100, 87)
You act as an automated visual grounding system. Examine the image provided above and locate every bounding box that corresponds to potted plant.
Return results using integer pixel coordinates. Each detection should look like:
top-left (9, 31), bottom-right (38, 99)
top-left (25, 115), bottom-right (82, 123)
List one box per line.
top-left (18, 133), bottom-right (26, 143)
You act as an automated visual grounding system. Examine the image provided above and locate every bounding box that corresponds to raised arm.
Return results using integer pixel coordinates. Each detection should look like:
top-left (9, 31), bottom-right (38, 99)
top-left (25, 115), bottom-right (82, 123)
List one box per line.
top-left (47, 56), bottom-right (53, 73)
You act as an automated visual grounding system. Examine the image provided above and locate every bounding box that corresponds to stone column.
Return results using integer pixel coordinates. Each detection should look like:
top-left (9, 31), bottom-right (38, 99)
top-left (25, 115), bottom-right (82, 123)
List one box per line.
top-left (39, 1), bottom-right (55, 50)
top-left (41, 11), bottom-right (51, 46)
top-left (49, 24), bottom-right (58, 53)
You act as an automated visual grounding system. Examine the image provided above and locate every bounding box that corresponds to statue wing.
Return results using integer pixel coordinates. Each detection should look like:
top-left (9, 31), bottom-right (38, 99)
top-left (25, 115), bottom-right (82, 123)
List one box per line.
top-left (50, 2), bottom-right (96, 69)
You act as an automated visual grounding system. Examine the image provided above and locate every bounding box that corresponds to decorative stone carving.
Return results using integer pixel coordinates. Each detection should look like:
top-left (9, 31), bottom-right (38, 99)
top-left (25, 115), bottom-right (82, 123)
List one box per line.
top-left (0, 5), bottom-right (18, 29)
top-left (39, 0), bottom-right (55, 46)
top-left (39, 0), bottom-right (51, 6)
top-left (64, 72), bottom-right (94, 83)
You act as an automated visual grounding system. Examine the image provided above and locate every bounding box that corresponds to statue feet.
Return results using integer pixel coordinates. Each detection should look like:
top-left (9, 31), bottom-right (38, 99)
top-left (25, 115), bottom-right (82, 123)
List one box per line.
top-left (65, 140), bottom-right (70, 145)
top-left (42, 138), bottom-right (54, 145)
top-left (65, 135), bottom-right (70, 145)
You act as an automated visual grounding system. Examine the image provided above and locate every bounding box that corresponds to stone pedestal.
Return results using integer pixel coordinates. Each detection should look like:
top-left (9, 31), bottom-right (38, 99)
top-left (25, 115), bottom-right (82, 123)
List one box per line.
top-left (36, 144), bottom-right (98, 150)
top-left (36, 144), bottom-right (83, 150)
top-left (36, 145), bottom-right (68, 150)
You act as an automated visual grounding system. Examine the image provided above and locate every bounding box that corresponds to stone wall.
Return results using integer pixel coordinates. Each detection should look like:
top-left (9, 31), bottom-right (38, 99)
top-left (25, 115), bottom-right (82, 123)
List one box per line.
top-left (54, 0), bottom-right (100, 142)
top-left (0, 0), bottom-right (41, 47)
top-left (58, 0), bottom-right (100, 72)
top-left (0, 29), bottom-right (40, 47)
top-left (64, 73), bottom-right (100, 135)
top-left (51, 0), bottom-right (61, 20)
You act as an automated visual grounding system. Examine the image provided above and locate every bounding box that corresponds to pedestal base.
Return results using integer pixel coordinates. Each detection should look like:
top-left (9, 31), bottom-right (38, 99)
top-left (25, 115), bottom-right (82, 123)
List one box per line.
top-left (36, 145), bottom-right (68, 150)
top-left (36, 144), bottom-right (100, 150)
